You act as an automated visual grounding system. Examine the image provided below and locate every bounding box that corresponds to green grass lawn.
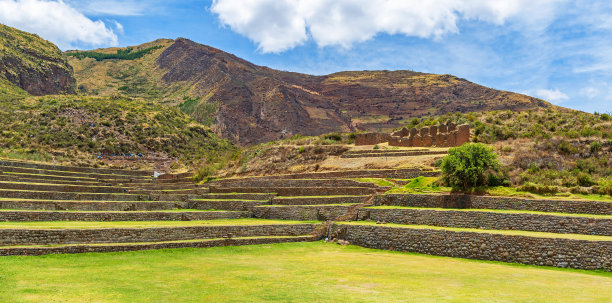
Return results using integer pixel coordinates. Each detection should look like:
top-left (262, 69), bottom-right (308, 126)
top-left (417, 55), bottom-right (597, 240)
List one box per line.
top-left (0, 219), bottom-right (318, 229)
top-left (0, 242), bottom-right (609, 302)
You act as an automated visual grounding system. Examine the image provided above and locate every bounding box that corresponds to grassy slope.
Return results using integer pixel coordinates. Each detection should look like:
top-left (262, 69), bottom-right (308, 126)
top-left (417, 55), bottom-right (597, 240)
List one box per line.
top-left (67, 39), bottom-right (190, 105)
top-left (0, 94), bottom-right (235, 169)
top-left (0, 242), bottom-right (609, 302)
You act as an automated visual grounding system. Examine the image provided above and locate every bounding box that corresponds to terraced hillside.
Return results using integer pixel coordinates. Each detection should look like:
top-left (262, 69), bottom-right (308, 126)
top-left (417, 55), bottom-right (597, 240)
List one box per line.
top-left (0, 159), bottom-right (319, 255)
top-left (1, 156), bottom-right (609, 272)
top-left (68, 38), bottom-right (553, 145)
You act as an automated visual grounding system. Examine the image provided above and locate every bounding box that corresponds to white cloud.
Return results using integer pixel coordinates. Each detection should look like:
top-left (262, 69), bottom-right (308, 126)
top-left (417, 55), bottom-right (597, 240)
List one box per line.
top-left (580, 86), bottom-right (600, 99)
top-left (210, 0), bottom-right (561, 53)
top-left (0, 0), bottom-right (118, 49)
top-left (533, 88), bottom-right (570, 104)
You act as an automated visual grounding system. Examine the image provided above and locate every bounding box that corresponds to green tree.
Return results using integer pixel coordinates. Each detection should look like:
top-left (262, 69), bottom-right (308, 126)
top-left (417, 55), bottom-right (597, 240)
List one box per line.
top-left (440, 143), bottom-right (502, 192)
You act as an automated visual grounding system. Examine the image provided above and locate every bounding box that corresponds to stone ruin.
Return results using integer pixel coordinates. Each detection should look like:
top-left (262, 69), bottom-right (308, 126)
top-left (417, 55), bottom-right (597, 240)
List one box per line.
top-left (355, 122), bottom-right (470, 147)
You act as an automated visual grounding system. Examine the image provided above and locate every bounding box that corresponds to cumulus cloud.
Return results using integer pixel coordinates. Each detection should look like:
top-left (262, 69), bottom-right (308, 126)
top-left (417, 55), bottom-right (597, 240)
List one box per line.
top-left (0, 0), bottom-right (118, 49)
top-left (210, 0), bottom-right (559, 53)
top-left (534, 88), bottom-right (570, 104)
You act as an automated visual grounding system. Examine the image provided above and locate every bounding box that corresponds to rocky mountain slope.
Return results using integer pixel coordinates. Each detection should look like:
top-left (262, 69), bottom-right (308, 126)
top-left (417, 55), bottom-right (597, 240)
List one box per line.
top-left (68, 38), bottom-right (552, 145)
top-left (0, 23), bottom-right (75, 95)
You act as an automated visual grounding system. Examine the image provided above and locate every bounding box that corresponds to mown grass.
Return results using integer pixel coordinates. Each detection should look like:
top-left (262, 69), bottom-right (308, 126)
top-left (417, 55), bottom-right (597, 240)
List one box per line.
top-left (0, 242), bottom-right (609, 302)
top-left (0, 219), bottom-right (318, 229)
top-left (340, 222), bottom-right (612, 241)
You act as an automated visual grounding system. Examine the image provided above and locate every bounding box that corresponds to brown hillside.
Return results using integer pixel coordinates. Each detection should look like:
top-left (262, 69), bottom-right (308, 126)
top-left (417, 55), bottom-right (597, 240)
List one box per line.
top-left (0, 23), bottom-right (75, 95)
top-left (69, 38), bottom-right (552, 145)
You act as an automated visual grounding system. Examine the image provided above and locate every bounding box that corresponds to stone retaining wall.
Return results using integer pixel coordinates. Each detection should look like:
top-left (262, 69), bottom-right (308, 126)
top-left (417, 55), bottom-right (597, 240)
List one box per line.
top-left (0, 160), bottom-right (153, 176)
top-left (210, 179), bottom-right (378, 188)
top-left (375, 194), bottom-right (612, 215)
top-left (340, 150), bottom-right (448, 158)
top-left (0, 210), bottom-right (248, 222)
top-left (359, 208), bottom-right (612, 236)
top-left (0, 181), bottom-right (128, 193)
top-left (330, 224), bottom-right (612, 271)
top-left (0, 190), bottom-right (149, 201)
top-left (210, 187), bottom-right (379, 196)
top-left (0, 200), bottom-right (188, 211)
top-left (253, 205), bottom-right (352, 221)
top-left (0, 165), bottom-right (145, 180)
top-left (241, 169), bottom-right (439, 180)
top-left (0, 224), bottom-right (318, 245)
top-left (0, 235), bottom-right (316, 256)
top-left (189, 200), bottom-right (268, 211)
top-left (271, 196), bottom-right (368, 205)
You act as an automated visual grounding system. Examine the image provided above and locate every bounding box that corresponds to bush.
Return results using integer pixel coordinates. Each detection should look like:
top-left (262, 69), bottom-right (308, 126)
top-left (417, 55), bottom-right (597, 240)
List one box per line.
top-left (520, 182), bottom-right (560, 195)
top-left (440, 143), bottom-right (502, 192)
top-left (598, 178), bottom-right (612, 196)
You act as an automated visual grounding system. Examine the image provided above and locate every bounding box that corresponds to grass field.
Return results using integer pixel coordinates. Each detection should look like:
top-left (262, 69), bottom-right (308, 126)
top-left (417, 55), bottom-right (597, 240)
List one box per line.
top-left (0, 242), bottom-right (609, 302)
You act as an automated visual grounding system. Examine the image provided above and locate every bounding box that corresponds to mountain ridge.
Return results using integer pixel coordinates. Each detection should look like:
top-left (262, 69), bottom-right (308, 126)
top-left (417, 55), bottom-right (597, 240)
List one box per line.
top-left (68, 37), bottom-right (553, 145)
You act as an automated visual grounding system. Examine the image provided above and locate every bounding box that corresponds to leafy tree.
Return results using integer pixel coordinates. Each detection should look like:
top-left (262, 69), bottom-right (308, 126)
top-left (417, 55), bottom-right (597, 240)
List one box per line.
top-left (440, 143), bottom-right (502, 192)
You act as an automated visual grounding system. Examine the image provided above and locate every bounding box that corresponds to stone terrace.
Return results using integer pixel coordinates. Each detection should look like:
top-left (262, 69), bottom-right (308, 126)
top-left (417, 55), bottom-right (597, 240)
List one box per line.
top-left (0, 159), bottom-right (321, 256)
top-left (0, 158), bottom-right (610, 271)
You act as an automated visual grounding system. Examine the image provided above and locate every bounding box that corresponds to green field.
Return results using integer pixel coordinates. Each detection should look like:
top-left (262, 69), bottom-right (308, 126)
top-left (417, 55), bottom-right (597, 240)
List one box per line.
top-left (0, 242), bottom-right (609, 302)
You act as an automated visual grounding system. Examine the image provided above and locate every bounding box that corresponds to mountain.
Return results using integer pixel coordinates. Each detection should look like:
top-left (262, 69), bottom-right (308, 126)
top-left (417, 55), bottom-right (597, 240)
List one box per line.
top-left (68, 38), bottom-right (553, 145)
top-left (0, 23), bottom-right (75, 95)
top-left (0, 26), bottom-right (233, 170)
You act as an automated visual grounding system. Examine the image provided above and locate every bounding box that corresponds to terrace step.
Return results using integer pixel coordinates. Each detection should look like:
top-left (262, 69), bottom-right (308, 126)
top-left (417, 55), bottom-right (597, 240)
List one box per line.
top-left (243, 169), bottom-right (440, 179)
top-left (0, 189), bottom-right (149, 201)
top-left (197, 193), bottom-right (276, 201)
top-left (188, 199), bottom-right (269, 211)
top-left (330, 223), bottom-right (612, 271)
top-left (0, 165), bottom-right (151, 180)
top-left (0, 210), bottom-right (248, 222)
top-left (0, 199), bottom-right (188, 211)
top-left (340, 150), bottom-right (447, 158)
top-left (0, 159), bottom-right (153, 176)
top-left (0, 235), bottom-right (317, 256)
top-left (210, 186), bottom-right (380, 196)
top-left (359, 207), bottom-right (612, 236)
top-left (271, 195), bottom-right (369, 205)
top-left (375, 194), bottom-right (612, 215)
top-left (0, 175), bottom-right (201, 190)
top-left (127, 188), bottom-right (209, 195)
top-left (0, 181), bottom-right (131, 193)
top-left (209, 178), bottom-right (380, 188)
top-left (253, 204), bottom-right (357, 221)
top-left (0, 221), bottom-right (319, 246)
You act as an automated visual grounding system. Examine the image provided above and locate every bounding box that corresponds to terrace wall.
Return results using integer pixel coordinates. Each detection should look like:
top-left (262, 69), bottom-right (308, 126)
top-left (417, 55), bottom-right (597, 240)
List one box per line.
top-left (330, 224), bottom-right (612, 271)
top-left (375, 194), bottom-right (612, 215)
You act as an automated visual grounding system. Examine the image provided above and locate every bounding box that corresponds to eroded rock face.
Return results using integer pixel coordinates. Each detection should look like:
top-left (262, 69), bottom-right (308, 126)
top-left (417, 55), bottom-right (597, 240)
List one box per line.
top-left (0, 24), bottom-right (76, 95)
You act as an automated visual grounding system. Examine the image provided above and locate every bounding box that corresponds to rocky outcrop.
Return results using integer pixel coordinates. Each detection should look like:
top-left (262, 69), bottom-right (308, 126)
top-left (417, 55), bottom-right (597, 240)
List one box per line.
top-left (0, 23), bottom-right (76, 95)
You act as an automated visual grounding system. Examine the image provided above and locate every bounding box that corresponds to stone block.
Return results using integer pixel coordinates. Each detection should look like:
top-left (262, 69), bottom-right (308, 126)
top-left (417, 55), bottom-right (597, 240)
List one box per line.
top-left (429, 125), bottom-right (438, 137)
top-left (422, 135), bottom-right (433, 147)
top-left (457, 124), bottom-right (470, 145)
top-left (409, 128), bottom-right (418, 137)
top-left (447, 131), bottom-right (457, 146)
top-left (438, 124), bottom-right (447, 133)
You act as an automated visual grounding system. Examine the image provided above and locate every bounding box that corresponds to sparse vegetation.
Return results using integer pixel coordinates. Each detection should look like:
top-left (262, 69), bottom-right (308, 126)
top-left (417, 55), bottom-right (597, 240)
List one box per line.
top-left (67, 46), bottom-right (163, 61)
top-left (0, 94), bottom-right (235, 169)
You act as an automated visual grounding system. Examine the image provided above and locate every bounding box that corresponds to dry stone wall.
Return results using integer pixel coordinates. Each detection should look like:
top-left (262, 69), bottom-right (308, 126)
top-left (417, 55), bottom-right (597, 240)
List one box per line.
top-left (253, 205), bottom-right (352, 221)
top-left (0, 210), bottom-right (248, 222)
top-left (375, 194), bottom-right (612, 215)
top-left (330, 224), bottom-right (612, 271)
top-left (356, 123), bottom-right (470, 147)
top-left (358, 208), bottom-right (612, 236)
top-left (0, 224), bottom-right (317, 246)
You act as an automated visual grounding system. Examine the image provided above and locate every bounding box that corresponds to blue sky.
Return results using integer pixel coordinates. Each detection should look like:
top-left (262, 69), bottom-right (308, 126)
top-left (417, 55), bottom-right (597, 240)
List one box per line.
top-left (0, 0), bottom-right (611, 113)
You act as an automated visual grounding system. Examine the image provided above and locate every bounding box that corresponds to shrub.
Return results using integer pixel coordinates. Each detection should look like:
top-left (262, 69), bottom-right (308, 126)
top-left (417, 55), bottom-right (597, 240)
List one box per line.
top-left (520, 182), bottom-right (560, 195)
top-left (597, 178), bottom-right (612, 196)
top-left (590, 141), bottom-right (602, 153)
top-left (440, 143), bottom-right (502, 192)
